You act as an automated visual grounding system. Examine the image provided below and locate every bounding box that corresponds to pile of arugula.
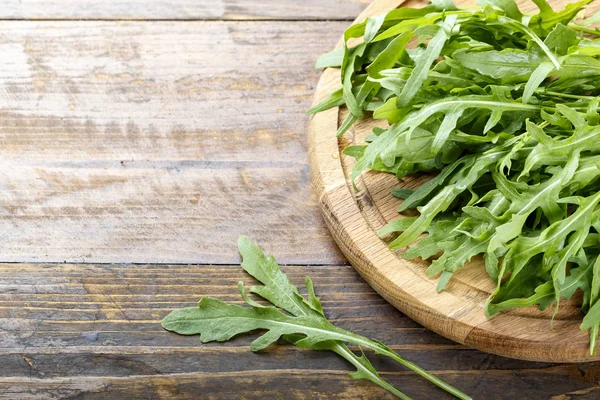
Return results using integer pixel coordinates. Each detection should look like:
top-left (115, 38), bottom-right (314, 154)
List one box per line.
top-left (310, 0), bottom-right (600, 354)
top-left (163, 237), bottom-right (471, 399)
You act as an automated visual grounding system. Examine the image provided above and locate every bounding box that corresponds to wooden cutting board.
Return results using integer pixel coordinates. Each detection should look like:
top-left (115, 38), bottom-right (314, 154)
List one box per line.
top-left (309, 0), bottom-right (600, 362)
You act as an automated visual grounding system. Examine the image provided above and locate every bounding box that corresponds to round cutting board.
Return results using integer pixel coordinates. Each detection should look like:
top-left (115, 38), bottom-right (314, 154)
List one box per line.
top-left (309, 0), bottom-right (600, 362)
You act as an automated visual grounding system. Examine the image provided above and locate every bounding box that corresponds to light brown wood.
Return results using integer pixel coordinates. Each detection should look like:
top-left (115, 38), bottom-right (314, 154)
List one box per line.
top-left (0, 21), bottom-right (348, 265)
top-left (0, 0), bottom-right (371, 20)
top-left (309, 0), bottom-right (600, 363)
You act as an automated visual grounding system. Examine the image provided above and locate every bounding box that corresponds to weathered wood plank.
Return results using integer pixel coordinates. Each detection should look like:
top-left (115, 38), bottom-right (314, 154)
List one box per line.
top-left (0, 0), bottom-right (370, 20)
top-left (6, 370), bottom-right (600, 400)
top-left (0, 263), bottom-right (596, 399)
top-left (0, 21), bottom-right (347, 264)
top-left (1, 369), bottom-right (599, 400)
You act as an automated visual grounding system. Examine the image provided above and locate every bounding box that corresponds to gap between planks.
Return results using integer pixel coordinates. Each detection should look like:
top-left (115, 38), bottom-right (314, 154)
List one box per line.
top-left (0, 262), bottom-right (350, 267)
top-left (0, 368), bottom-right (576, 380)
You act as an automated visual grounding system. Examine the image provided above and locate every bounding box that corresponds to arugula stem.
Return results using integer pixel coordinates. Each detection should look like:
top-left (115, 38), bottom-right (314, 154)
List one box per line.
top-left (568, 24), bottom-right (600, 36)
top-left (283, 321), bottom-right (471, 399)
top-left (498, 16), bottom-right (560, 69)
top-left (590, 323), bottom-right (599, 355)
top-left (537, 90), bottom-right (596, 100)
top-left (370, 343), bottom-right (473, 400)
top-left (331, 343), bottom-right (412, 400)
top-left (333, 330), bottom-right (472, 400)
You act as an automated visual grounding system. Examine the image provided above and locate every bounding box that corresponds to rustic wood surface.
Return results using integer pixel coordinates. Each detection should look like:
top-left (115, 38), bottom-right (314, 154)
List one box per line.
top-left (0, 20), bottom-right (347, 265)
top-left (0, 0), bottom-right (598, 398)
top-left (0, 262), bottom-right (600, 399)
top-left (0, 0), bottom-right (370, 20)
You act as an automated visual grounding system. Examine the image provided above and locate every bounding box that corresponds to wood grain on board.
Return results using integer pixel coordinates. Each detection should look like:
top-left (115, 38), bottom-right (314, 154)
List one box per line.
top-left (0, 21), bottom-right (348, 265)
top-left (0, 0), bottom-right (371, 20)
top-left (0, 262), bottom-right (597, 399)
top-left (309, 0), bottom-right (600, 363)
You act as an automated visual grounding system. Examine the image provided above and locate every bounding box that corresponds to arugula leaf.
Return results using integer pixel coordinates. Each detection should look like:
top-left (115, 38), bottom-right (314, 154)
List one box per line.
top-left (453, 49), bottom-right (548, 83)
top-left (308, 88), bottom-right (344, 115)
top-left (365, 15), bottom-right (387, 43)
top-left (482, 0), bottom-right (523, 21)
top-left (315, 48), bottom-right (345, 69)
top-left (544, 23), bottom-right (578, 55)
top-left (529, 0), bottom-right (593, 36)
top-left (399, 15), bottom-right (457, 107)
top-left (497, 16), bottom-right (561, 68)
top-left (368, 34), bottom-right (413, 78)
top-left (163, 237), bottom-right (472, 400)
top-left (523, 61), bottom-right (554, 103)
top-left (432, 0), bottom-right (458, 11)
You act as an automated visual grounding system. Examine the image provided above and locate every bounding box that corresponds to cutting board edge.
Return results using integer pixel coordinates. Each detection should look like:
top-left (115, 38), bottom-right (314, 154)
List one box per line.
top-left (307, 0), bottom-right (600, 363)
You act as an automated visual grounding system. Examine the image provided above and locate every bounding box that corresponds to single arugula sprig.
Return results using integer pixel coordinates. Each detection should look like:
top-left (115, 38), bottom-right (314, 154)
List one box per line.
top-left (162, 236), bottom-right (471, 400)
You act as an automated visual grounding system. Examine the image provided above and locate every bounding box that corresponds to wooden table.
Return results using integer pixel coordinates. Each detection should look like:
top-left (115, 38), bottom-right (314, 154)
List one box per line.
top-left (0, 1), bottom-right (598, 398)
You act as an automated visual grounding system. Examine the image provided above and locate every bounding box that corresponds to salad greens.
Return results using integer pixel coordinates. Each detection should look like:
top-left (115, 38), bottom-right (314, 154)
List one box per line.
top-left (309, 0), bottom-right (600, 354)
top-left (162, 237), bottom-right (472, 400)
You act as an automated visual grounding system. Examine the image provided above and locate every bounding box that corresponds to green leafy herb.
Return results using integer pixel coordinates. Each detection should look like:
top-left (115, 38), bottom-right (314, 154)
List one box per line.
top-left (310, 0), bottom-right (600, 355)
top-left (163, 237), bottom-right (472, 400)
